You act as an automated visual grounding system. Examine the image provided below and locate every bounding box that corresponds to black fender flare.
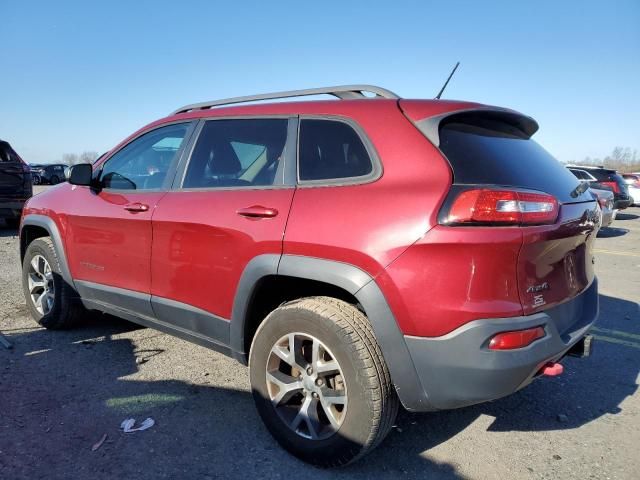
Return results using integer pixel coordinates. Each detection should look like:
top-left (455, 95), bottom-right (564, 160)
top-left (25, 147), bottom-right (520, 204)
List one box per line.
top-left (230, 253), bottom-right (432, 411)
top-left (20, 214), bottom-right (76, 288)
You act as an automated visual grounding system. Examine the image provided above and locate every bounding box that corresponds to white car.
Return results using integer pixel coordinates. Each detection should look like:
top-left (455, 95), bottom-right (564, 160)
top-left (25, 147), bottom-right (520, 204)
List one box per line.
top-left (622, 174), bottom-right (640, 206)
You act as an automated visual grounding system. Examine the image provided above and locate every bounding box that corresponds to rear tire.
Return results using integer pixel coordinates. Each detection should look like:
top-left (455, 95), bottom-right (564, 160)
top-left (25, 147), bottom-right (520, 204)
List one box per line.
top-left (49, 175), bottom-right (59, 185)
top-left (249, 297), bottom-right (398, 467)
top-left (22, 237), bottom-right (86, 329)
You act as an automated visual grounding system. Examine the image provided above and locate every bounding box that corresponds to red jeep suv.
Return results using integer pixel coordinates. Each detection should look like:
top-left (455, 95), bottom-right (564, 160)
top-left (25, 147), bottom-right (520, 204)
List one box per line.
top-left (19, 85), bottom-right (599, 466)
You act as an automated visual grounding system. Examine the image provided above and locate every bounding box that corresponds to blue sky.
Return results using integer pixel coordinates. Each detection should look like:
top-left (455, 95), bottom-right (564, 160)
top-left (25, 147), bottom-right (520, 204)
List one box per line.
top-left (1, 0), bottom-right (638, 164)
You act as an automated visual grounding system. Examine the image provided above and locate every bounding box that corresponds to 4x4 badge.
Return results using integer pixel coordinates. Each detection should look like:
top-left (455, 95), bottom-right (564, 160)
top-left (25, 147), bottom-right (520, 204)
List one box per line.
top-left (533, 294), bottom-right (546, 307)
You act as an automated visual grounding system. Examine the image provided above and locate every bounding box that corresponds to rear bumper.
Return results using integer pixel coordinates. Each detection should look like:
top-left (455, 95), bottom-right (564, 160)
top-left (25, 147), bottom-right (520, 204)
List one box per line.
top-left (614, 195), bottom-right (632, 210)
top-left (402, 278), bottom-right (598, 411)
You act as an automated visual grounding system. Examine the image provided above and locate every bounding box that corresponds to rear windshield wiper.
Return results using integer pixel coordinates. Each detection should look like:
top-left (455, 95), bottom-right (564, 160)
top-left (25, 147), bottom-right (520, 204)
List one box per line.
top-left (570, 181), bottom-right (590, 198)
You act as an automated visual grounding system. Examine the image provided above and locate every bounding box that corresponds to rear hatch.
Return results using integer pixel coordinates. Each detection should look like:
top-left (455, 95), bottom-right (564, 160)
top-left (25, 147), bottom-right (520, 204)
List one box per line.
top-left (402, 103), bottom-right (599, 317)
top-left (0, 141), bottom-right (31, 198)
top-left (589, 169), bottom-right (630, 200)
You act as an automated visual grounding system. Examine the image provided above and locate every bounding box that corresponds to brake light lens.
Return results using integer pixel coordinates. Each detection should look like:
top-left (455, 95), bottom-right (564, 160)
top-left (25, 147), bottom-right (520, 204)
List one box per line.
top-left (600, 181), bottom-right (620, 193)
top-left (445, 189), bottom-right (559, 226)
top-left (488, 326), bottom-right (546, 350)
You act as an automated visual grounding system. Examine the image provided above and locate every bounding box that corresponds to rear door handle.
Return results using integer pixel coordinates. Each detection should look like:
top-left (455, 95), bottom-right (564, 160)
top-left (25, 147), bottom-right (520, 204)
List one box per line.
top-left (124, 202), bottom-right (149, 213)
top-left (236, 205), bottom-right (279, 218)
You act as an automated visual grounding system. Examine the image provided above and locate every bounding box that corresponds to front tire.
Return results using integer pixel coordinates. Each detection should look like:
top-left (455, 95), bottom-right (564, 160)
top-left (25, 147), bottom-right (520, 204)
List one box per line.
top-left (249, 297), bottom-right (398, 467)
top-left (22, 237), bottom-right (86, 329)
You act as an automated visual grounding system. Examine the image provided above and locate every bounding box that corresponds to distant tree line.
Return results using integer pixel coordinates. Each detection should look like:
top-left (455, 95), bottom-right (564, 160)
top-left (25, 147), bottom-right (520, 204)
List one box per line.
top-left (569, 146), bottom-right (640, 173)
top-left (61, 151), bottom-right (100, 165)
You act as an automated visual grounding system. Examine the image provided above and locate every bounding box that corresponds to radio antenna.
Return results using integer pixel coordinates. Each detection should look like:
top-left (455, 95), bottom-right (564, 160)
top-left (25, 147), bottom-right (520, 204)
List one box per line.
top-left (435, 62), bottom-right (460, 99)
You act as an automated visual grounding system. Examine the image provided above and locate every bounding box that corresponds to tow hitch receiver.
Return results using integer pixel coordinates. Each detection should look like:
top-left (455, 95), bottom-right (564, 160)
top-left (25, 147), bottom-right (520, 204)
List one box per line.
top-left (567, 334), bottom-right (594, 358)
top-left (541, 362), bottom-right (564, 376)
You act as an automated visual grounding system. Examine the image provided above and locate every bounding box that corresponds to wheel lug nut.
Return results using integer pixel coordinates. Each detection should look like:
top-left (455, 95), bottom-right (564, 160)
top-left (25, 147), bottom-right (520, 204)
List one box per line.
top-left (315, 378), bottom-right (324, 386)
top-left (312, 392), bottom-right (319, 398)
top-left (306, 367), bottom-right (313, 375)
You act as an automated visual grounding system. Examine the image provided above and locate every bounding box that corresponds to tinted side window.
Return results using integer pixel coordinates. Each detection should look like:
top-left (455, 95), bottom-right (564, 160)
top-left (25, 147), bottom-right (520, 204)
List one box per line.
top-left (100, 123), bottom-right (189, 190)
top-left (183, 119), bottom-right (288, 188)
top-left (298, 119), bottom-right (373, 182)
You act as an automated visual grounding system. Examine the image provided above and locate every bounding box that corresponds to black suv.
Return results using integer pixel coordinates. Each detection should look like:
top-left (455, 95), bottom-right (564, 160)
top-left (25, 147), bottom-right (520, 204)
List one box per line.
top-left (30, 163), bottom-right (68, 185)
top-left (0, 140), bottom-right (32, 227)
top-left (568, 166), bottom-right (632, 210)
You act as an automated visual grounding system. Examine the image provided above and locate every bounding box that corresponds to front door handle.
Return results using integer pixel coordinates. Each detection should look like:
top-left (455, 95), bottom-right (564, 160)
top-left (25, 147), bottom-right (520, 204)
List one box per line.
top-left (124, 202), bottom-right (149, 213)
top-left (236, 205), bottom-right (279, 218)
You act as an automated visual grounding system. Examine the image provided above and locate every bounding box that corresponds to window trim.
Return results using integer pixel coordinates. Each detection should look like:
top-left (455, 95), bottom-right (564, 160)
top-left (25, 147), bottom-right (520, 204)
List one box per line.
top-left (296, 115), bottom-right (382, 187)
top-left (174, 115), bottom-right (297, 192)
top-left (96, 120), bottom-right (197, 193)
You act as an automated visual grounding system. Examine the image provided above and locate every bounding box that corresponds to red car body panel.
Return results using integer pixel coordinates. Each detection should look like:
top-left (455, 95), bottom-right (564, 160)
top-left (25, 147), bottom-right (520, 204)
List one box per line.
top-left (375, 225), bottom-right (524, 337)
top-left (517, 202), bottom-right (598, 316)
top-left (150, 188), bottom-right (295, 319)
top-left (282, 102), bottom-right (452, 278)
top-left (41, 184), bottom-right (165, 294)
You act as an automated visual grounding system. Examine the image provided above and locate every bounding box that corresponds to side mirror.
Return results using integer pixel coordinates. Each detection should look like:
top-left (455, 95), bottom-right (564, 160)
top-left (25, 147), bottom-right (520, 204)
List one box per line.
top-left (68, 163), bottom-right (93, 186)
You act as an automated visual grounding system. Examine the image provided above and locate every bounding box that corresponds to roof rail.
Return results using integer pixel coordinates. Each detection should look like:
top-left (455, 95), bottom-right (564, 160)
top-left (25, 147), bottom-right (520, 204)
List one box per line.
top-left (172, 84), bottom-right (400, 115)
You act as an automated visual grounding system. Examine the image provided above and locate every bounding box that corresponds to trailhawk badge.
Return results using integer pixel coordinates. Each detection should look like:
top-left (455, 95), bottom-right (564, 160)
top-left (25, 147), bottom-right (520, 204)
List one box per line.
top-left (526, 282), bottom-right (549, 293)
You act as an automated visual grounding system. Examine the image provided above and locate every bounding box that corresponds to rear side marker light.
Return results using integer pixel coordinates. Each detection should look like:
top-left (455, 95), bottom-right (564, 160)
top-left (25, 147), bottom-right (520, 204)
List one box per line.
top-left (445, 189), bottom-right (559, 226)
top-left (488, 326), bottom-right (545, 350)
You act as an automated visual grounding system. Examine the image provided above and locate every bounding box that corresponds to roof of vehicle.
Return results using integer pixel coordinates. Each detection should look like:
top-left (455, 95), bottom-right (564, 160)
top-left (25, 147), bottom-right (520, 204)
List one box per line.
top-left (165, 97), bottom-right (485, 122)
top-left (163, 84), bottom-right (506, 124)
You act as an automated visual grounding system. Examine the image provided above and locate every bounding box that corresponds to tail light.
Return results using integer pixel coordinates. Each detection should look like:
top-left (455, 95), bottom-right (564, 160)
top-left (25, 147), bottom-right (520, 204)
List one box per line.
top-left (488, 326), bottom-right (546, 350)
top-left (600, 181), bottom-right (620, 193)
top-left (443, 188), bottom-right (559, 226)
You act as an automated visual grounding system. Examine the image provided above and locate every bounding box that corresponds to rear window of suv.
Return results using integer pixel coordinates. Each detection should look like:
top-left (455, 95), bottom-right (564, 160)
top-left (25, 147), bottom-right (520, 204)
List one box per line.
top-left (438, 118), bottom-right (592, 204)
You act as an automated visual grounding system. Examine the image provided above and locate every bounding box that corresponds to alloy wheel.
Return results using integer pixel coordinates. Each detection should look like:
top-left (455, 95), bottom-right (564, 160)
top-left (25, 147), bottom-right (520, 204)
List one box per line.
top-left (28, 255), bottom-right (55, 315)
top-left (266, 332), bottom-right (347, 440)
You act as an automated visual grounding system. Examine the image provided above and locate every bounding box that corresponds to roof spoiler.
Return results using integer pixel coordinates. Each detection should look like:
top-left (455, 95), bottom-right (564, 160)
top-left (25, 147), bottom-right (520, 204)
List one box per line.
top-left (408, 107), bottom-right (539, 147)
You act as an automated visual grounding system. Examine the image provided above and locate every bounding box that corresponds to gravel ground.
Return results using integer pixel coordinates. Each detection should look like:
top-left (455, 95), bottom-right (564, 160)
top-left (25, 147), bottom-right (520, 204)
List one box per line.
top-left (1, 187), bottom-right (638, 479)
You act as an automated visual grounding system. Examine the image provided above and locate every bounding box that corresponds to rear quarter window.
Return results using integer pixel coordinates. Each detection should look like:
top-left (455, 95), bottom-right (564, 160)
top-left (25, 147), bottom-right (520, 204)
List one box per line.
top-left (298, 119), bottom-right (375, 182)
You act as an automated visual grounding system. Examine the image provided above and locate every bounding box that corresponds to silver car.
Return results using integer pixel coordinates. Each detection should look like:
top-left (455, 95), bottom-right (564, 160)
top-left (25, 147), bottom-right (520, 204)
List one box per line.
top-left (590, 187), bottom-right (615, 227)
